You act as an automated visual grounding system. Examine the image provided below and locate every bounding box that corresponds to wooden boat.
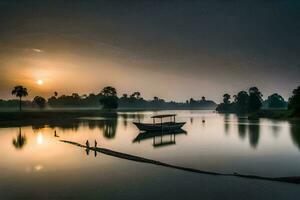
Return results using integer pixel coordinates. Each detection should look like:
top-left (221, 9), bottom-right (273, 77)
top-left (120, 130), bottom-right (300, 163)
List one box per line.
top-left (133, 114), bottom-right (186, 132)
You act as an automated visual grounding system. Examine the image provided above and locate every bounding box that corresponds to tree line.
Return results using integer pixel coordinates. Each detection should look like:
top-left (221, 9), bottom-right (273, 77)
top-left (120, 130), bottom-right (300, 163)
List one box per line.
top-left (3, 85), bottom-right (300, 117)
top-left (216, 86), bottom-right (300, 117)
top-left (3, 85), bottom-right (216, 111)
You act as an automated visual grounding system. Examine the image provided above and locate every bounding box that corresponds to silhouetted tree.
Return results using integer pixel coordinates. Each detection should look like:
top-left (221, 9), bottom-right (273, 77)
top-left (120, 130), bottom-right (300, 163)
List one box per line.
top-left (236, 91), bottom-right (249, 113)
top-left (33, 96), bottom-right (46, 109)
top-left (99, 86), bottom-right (118, 109)
top-left (248, 87), bottom-right (263, 112)
top-left (216, 93), bottom-right (234, 113)
top-left (101, 87), bottom-right (116, 96)
top-left (72, 93), bottom-right (80, 99)
top-left (189, 98), bottom-right (196, 104)
top-left (223, 93), bottom-right (231, 104)
top-left (201, 96), bottom-right (206, 101)
top-left (130, 92), bottom-right (141, 99)
top-left (11, 85), bottom-right (28, 111)
top-left (267, 93), bottom-right (286, 108)
top-left (288, 86), bottom-right (300, 117)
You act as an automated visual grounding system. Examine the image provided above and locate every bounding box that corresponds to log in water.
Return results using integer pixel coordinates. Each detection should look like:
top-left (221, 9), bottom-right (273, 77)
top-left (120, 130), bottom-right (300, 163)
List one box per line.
top-left (60, 140), bottom-right (300, 184)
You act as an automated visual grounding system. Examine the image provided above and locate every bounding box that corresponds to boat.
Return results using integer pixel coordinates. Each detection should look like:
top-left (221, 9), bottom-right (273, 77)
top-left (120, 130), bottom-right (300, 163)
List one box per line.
top-left (133, 114), bottom-right (186, 132)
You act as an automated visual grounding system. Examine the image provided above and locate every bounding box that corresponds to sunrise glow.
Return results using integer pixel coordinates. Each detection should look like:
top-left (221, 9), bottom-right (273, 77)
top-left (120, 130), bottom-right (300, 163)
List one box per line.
top-left (36, 79), bottom-right (44, 85)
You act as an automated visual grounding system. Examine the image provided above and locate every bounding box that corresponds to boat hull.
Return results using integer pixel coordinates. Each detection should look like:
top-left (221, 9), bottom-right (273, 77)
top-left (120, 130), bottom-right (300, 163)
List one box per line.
top-left (133, 122), bottom-right (186, 132)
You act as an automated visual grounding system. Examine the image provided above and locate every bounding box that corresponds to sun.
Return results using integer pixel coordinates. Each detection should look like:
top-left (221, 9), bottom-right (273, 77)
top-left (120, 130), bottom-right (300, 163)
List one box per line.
top-left (36, 79), bottom-right (44, 85)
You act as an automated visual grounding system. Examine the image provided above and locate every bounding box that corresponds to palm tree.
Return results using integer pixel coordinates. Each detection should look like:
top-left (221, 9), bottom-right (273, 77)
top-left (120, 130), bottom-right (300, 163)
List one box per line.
top-left (11, 85), bottom-right (28, 111)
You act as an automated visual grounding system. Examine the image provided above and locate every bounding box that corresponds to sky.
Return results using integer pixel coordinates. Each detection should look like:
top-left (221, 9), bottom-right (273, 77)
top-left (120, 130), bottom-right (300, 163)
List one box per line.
top-left (0, 0), bottom-right (299, 103)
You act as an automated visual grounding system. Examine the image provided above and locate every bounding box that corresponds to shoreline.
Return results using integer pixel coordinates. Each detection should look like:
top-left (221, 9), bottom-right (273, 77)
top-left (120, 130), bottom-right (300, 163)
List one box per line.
top-left (0, 108), bottom-right (298, 128)
top-left (0, 108), bottom-right (298, 124)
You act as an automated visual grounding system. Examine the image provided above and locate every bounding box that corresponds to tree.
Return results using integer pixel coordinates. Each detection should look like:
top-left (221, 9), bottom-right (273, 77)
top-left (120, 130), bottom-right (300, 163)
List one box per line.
top-left (99, 86), bottom-right (118, 109)
top-left (236, 91), bottom-right (249, 113)
top-left (288, 86), bottom-right (300, 116)
top-left (11, 85), bottom-right (28, 111)
top-left (33, 96), bottom-right (46, 109)
top-left (201, 96), bottom-right (206, 101)
top-left (223, 93), bottom-right (231, 104)
top-left (101, 86), bottom-right (117, 97)
top-left (267, 93), bottom-right (286, 108)
top-left (130, 92), bottom-right (141, 99)
top-left (72, 93), bottom-right (80, 99)
top-left (216, 93), bottom-right (234, 113)
top-left (248, 87), bottom-right (263, 112)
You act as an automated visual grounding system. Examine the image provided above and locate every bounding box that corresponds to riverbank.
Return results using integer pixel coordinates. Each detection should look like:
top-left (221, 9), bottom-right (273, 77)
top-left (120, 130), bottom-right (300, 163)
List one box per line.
top-left (1, 108), bottom-right (298, 125)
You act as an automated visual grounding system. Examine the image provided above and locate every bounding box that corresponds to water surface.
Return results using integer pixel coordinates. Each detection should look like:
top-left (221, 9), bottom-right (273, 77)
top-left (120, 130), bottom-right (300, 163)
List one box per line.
top-left (1, 110), bottom-right (300, 199)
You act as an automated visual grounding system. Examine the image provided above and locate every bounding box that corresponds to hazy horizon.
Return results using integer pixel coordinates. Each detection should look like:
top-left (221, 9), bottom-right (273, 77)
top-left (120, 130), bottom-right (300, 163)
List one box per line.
top-left (1, 0), bottom-right (299, 103)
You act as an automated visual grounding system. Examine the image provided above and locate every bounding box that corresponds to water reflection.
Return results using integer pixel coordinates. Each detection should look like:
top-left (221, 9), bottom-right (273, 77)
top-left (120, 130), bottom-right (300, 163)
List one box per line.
top-left (237, 117), bottom-right (247, 139)
top-left (81, 119), bottom-right (119, 139)
top-left (28, 113), bottom-right (150, 140)
top-left (6, 113), bottom-right (296, 152)
top-left (101, 119), bottom-right (118, 139)
top-left (119, 113), bottom-right (144, 127)
top-left (270, 120), bottom-right (281, 137)
top-left (224, 114), bottom-right (230, 134)
top-left (12, 127), bottom-right (27, 149)
top-left (31, 118), bottom-right (119, 139)
top-left (133, 129), bottom-right (187, 148)
top-left (236, 118), bottom-right (261, 149)
top-left (248, 119), bottom-right (260, 148)
top-left (1, 110), bottom-right (300, 181)
top-left (36, 132), bottom-right (44, 145)
top-left (290, 123), bottom-right (300, 150)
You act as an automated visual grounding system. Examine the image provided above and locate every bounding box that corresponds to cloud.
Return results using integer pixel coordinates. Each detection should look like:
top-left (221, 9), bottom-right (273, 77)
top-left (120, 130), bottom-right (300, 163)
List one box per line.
top-left (23, 48), bottom-right (45, 53)
top-left (32, 48), bottom-right (44, 53)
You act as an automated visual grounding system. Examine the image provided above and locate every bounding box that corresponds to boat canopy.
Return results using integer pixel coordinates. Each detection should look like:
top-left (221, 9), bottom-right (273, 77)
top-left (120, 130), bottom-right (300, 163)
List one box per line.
top-left (151, 114), bottom-right (176, 118)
